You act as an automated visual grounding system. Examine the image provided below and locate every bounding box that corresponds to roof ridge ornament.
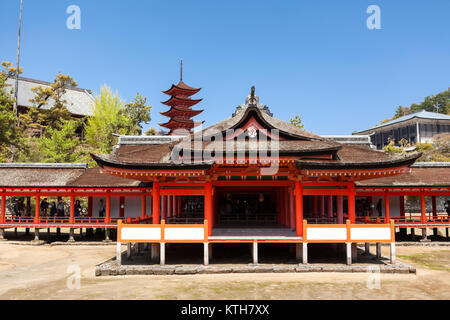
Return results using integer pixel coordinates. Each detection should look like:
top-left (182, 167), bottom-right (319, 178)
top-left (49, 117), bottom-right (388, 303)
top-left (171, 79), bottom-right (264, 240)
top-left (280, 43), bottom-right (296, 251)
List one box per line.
top-left (233, 85), bottom-right (273, 117)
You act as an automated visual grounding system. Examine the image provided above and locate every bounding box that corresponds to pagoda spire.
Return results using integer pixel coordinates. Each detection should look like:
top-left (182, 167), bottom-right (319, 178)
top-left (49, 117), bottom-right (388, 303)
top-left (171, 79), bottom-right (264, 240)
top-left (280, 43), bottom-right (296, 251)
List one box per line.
top-left (160, 63), bottom-right (204, 135)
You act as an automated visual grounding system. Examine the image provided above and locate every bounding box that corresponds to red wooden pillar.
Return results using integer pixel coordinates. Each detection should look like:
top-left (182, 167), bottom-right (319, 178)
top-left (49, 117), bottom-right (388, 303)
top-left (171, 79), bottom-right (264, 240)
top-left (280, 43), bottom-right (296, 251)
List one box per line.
top-left (167, 195), bottom-right (172, 218)
top-left (327, 196), bottom-right (333, 219)
top-left (69, 195), bottom-right (75, 224)
top-left (384, 193), bottom-right (390, 222)
top-left (284, 187), bottom-right (290, 228)
top-left (141, 195), bottom-right (146, 218)
top-left (161, 196), bottom-right (167, 220)
top-left (399, 196), bottom-right (405, 218)
top-left (106, 192), bottom-right (111, 224)
top-left (1, 193), bottom-right (6, 224)
top-left (348, 186), bottom-right (356, 224)
top-left (26, 196), bottom-right (31, 216)
top-left (88, 197), bottom-right (93, 217)
top-left (35, 194), bottom-right (41, 224)
top-left (420, 194), bottom-right (426, 223)
top-left (172, 196), bottom-right (177, 217)
top-left (432, 196), bottom-right (437, 219)
top-left (205, 182), bottom-right (212, 236)
top-left (177, 197), bottom-right (181, 217)
top-left (313, 196), bottom-right (318, 217)
top-left (152, 182), bottom-right (160, 224)
top-left (337, 196), bottom-right (344, 224)
top-left (319, 196), bottom-right (325, 218)
top-left (294, 182), bottom-right (304, 237)
top-left (289, 187), bottom-right (295, 229)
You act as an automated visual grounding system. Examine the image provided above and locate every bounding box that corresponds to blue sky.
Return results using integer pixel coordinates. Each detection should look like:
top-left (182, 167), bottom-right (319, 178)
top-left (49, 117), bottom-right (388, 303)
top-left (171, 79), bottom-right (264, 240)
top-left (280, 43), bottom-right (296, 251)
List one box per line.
top-left (1, 0), bottom-right (449, 134)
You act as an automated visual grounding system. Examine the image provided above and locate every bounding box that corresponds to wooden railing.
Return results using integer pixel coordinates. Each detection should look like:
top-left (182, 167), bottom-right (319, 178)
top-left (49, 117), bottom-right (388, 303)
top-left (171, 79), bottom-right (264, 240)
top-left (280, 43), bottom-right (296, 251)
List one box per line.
top-left (356, 216), bottom-right (450, 225)
top-left (2, 215), bottom-right (153, 226)
top-left (118, 219), bottom-right (208, 243)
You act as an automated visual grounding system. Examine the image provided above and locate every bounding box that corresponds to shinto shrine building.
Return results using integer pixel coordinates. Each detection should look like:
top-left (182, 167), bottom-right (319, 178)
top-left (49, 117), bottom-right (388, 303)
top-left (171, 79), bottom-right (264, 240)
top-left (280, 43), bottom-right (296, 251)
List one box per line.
top-left (0, 83), bottom-right (449, 266)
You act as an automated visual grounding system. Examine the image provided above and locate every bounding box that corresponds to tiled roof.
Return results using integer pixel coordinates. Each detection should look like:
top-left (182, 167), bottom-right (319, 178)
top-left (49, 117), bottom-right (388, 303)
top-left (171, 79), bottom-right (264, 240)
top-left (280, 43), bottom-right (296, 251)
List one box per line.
top-left (356, 166), bottom-right (450, 187)
top-left (0, 166), bottom-right (86, 187)
top-left (357, 110), bottom-right (450, 133)
top-left (5, 77), bottom-right (94, 117)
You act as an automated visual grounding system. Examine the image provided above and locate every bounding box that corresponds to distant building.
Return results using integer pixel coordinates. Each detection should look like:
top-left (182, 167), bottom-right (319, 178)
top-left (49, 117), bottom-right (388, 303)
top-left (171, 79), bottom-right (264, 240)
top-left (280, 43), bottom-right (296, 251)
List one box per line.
top-left (5, 77), bottom-right (94, 118)
top-left (320, 135), bottom-right (375, 149)
top-left (354, 110), bottom-right (450, 150)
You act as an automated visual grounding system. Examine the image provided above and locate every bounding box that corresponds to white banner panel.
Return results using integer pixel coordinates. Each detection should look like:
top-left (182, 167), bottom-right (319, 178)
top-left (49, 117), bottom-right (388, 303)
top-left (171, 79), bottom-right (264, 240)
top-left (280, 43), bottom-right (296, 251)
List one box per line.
top-left (121, 227), bottom-right (161, 241)
top-left (307, 227), bottom-right (347, 241)
top-left (164, 228), bottom-right (205, 241)
top-left (350, 227), bottom-right (391, 241)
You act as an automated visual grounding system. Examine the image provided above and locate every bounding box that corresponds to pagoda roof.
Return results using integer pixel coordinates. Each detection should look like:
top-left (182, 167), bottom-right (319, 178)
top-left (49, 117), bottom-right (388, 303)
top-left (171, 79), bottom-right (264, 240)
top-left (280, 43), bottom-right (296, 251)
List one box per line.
top-left (160, 106), bottom-right (204, 118)
top-left (162, 96), bottom-right (203, 107)
top-left (162, 81), bottom-right (201, 97)
top-left (159, 118), bottom-right (205, 130)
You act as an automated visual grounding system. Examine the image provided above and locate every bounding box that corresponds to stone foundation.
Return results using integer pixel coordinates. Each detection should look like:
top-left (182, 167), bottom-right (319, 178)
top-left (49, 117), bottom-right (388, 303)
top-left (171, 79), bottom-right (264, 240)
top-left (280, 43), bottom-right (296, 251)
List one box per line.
top-left (95, 259), bottom-right (416, 277)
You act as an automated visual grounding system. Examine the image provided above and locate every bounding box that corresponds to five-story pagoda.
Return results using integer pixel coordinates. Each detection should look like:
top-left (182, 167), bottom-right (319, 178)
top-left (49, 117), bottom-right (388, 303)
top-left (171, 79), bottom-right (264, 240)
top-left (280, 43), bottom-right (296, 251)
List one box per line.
top-left (159, 61), bottom-right (204, 135)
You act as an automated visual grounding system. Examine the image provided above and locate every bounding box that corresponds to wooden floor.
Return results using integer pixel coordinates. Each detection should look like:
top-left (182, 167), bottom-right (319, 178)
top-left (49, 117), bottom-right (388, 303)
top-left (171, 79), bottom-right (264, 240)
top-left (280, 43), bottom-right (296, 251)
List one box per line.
top-left (210, 228), bottom-right (301, 240)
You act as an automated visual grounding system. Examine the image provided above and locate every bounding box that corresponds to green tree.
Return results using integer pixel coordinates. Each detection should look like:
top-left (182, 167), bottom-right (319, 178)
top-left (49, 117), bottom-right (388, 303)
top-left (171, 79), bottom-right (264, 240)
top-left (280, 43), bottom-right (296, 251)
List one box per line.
top-left (290, 115), bottom-right (304, 129)
top-left (85, 85), bottom-right (127, 153)
top-left (38, 119), bottom-right (83, 163)
top-left (0, 61), bottom-right (24, 161)
top-left (122, 93), bottom-right (152, 135)
top-left (21, 73), bottom-right (77, 136)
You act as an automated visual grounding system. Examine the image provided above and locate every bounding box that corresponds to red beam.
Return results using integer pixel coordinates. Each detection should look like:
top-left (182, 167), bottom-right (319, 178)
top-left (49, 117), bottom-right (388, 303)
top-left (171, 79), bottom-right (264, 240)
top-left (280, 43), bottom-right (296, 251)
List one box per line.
top-left (212, 181), bottom-right (293, 187)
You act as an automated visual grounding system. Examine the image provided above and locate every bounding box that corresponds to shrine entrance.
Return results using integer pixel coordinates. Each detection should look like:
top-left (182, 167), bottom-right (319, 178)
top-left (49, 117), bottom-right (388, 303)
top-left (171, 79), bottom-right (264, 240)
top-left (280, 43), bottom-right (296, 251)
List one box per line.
top-left (215, 187), bottom-right (279, 228)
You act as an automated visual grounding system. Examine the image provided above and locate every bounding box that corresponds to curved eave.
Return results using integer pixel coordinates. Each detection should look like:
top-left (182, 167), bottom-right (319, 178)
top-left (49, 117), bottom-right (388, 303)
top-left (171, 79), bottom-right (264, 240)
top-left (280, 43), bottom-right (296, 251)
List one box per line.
top-left (160, 107), bottom-right (204, 117)
top-left (159, 119), bottom-right (205, 128)
top-left (296, 153), bottom-right (422, 170)
top-left (162, 84), bottom-right (201, 96)
top-left (91, 153), bottom-right (213, 171)
top-left (228, 106), bottom-right (323, 141)
top-left (161, 96), bottom-right (203, 107)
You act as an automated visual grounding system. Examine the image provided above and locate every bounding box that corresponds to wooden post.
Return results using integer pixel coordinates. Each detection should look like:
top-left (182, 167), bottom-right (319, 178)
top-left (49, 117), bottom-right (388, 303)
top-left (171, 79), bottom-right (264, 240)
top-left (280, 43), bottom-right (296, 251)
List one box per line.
top-left (420, 194), bottom-right (426, 224)
top-left (319, 196), bottom-right (325, 218)
top-left (205, 182), bottom-right (213, 236)
top-left (1, 193), bottom-right (5, 224)
top-left (120, 197), bottom-right (125, 218)
top-left (348, 185), bottom-right (356, 224)
top-left (35, 194), bottom-right (40, 224)
top-left (204, 243), bottom-right (209, 266)
top-left (167, 195), bottom-right (172, 219)
top-left (337, 196), bottom-right (344, 224)
top-left (141, 195), bottom-right (146, 218)
top-left (106, 192), bottom-right (111, 224)
top-left (432, 196), bottom-right (437, 218)
top-left (161, 196), bottom-right (167, 220)
top-left (70, 195), bottom-right (75, 224)
top-left (313, 196), bottom-right (318, 218)
top-left (289, 188), bottom-right (295, 230)
top-left (294, 182), bottom-right (304, 237)
top-left (384, 193), bottom-right (390, 222)
top-left (153, 182), bottom-right (160, 224)
top-left (400, 196), bottom-right (405, 217)
top-left (116, 242), bottom-right (122, 265)
top-left (88, 196), bottom-right (93, 217)
top-left (327, 196), bottom-right (333, 219)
